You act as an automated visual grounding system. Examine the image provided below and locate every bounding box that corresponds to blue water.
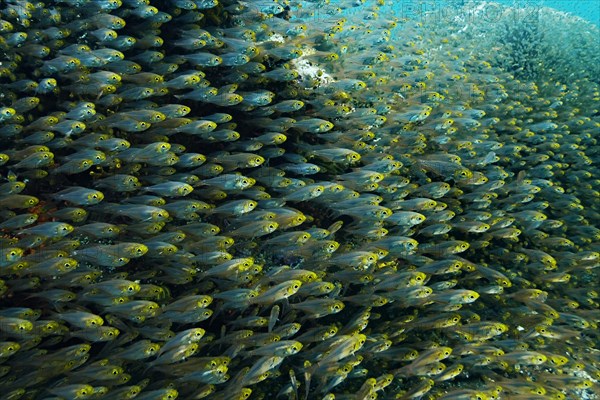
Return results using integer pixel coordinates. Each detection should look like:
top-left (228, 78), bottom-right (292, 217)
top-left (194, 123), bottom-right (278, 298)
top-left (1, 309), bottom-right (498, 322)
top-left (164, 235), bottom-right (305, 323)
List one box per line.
top-left (340, 0), bottom-right (600, 26)
top-left (471, 0), bottom-right (600, 26)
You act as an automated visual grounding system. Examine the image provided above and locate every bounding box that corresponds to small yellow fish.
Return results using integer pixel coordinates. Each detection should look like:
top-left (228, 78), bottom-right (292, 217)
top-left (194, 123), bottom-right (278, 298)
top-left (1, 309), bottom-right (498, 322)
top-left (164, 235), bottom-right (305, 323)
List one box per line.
top-left (251, 280), bottom-right (303, 305)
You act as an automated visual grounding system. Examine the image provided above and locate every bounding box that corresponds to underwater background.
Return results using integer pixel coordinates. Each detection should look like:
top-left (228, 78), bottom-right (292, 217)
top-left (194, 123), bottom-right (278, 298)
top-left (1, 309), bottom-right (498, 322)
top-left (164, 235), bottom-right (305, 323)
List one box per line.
top-left (0, 0), bottom-right (598, 399)
top-left (493, 0), bottom-right (599, 26)
top-left (375, 1), bottom-right (600, 27)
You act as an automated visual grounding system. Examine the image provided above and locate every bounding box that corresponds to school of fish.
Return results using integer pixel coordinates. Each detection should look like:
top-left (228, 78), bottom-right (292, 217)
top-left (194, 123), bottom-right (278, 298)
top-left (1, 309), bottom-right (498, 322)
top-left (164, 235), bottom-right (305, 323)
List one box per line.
top-left (0, 0), bottom-right (599, 399)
